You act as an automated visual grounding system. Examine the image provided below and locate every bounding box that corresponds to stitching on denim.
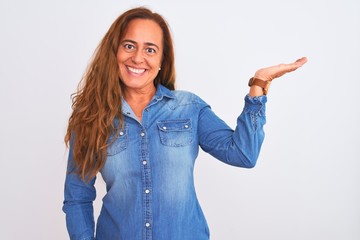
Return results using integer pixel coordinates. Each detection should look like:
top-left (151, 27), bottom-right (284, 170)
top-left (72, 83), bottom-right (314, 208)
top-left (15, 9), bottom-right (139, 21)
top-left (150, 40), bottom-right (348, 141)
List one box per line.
top-left (251, 112), bottom-right (258, 131)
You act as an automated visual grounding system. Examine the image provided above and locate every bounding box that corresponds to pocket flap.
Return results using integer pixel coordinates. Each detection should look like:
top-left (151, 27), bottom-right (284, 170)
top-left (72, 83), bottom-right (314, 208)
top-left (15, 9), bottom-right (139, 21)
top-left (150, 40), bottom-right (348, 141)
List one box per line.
top-left (107, 127), bottom-right (128, 156)
top-left (157, 119), bottom-right (192, 132)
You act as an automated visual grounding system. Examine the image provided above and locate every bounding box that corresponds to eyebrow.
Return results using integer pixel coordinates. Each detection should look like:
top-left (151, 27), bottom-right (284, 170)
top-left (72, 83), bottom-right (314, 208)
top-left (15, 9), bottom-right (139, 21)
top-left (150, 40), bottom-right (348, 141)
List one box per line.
top-left (121, 39), bottom-right (160, 50)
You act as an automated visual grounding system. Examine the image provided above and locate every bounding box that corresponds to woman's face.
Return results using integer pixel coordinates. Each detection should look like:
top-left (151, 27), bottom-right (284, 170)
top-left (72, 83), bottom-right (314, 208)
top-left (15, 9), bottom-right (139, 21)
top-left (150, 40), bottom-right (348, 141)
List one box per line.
top-left (117, 19), bottom-right (163, 92)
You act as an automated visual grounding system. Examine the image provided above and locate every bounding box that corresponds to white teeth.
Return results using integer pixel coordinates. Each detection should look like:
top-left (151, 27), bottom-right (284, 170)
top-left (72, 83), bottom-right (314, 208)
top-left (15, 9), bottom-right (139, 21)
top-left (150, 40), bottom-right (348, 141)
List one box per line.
top-left (128, 66), bottom-right (145, 74)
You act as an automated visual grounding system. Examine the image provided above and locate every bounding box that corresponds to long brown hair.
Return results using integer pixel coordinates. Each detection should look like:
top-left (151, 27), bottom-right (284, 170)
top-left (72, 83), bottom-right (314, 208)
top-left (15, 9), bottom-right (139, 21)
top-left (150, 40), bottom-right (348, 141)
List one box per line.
top-left (65, 7), bottom-right (176, 181)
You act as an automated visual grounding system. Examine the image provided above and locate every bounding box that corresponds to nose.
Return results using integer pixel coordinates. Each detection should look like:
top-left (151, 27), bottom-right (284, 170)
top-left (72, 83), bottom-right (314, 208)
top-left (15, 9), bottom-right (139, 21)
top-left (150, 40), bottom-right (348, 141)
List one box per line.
top-left (131, 49), bottom-right (144, 64)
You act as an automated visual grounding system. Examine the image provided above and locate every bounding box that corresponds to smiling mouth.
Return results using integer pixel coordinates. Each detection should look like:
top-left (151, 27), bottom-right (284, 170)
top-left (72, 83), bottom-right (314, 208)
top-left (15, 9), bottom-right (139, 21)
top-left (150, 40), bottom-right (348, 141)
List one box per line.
top-left (127, 66), bottom-right (146, 74)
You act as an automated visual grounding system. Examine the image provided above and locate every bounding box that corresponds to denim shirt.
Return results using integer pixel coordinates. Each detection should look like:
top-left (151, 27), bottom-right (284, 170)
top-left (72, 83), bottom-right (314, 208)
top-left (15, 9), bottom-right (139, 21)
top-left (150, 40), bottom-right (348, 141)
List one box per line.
top-left (63, 84), bottom-right (267, 240)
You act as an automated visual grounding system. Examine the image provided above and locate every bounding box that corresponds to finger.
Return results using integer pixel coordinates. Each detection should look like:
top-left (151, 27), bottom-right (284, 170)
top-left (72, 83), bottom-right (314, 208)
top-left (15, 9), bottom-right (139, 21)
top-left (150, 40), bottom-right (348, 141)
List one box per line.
top-left (254, 57), bottom-right (308, 81)
top-left (280, 57), bottom-right (308, 68)
top-left (294, 57), bottom-right (308, 66)
top-left (275, 63), bottom-right (298, 74)
top-left (279, 57), bottom-right (308, 72)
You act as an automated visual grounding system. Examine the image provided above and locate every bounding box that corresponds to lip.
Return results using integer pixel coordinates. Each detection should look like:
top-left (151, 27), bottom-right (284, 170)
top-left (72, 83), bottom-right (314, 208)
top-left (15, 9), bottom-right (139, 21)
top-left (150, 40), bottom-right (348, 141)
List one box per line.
top-left (126, 65), bottom-right (147, 76)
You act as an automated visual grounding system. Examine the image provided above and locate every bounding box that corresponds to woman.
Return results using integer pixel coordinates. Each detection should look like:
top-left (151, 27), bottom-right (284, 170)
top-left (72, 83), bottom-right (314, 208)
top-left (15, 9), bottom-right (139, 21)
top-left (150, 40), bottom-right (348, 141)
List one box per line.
top-left (63, 7), bottom-right (307, 240)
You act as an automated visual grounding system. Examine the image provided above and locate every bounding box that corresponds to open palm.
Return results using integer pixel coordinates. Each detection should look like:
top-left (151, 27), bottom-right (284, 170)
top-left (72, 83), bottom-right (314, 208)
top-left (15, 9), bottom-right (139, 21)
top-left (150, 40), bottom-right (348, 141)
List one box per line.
top-left (254, 57), bottom-right (308, 81)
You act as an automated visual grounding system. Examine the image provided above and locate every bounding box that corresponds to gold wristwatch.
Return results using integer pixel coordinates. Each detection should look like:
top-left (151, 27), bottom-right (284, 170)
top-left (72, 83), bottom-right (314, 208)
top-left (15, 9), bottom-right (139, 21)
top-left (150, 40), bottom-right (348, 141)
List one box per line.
top-left (248, 77), bottom-right (271, 95)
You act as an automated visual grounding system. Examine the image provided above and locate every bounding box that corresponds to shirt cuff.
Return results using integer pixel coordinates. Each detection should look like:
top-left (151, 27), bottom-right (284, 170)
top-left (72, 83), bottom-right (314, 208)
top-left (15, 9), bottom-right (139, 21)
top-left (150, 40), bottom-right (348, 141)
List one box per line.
top-left (244, 94), bottom-right (267, 116)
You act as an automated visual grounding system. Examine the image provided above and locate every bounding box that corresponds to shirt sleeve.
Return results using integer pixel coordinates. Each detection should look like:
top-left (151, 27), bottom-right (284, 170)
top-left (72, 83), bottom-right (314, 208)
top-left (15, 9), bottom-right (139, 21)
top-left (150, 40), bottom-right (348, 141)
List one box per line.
top-left (62, 142), bottom-right (96, 240)
top-left (198, 94), bottom-right (267, 168)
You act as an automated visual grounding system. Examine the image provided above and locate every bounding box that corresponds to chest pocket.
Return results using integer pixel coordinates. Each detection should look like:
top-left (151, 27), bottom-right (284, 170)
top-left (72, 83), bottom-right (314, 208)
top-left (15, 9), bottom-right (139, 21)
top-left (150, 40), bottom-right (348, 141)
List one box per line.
top-left (107, 127), bottom-right (128, 156)
top-left (157, 119), bottom-right (193, 147)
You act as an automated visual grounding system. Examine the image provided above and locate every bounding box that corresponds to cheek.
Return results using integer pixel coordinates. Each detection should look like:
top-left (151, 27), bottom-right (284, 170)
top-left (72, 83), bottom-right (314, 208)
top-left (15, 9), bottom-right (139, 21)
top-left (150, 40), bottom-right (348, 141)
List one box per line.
top-left (117, 55), bottom-right (128, 74)
top-left (116, 54), bottom-right (124, 65)
top-left (118, 65), bottom-right (125, 76)
top-left (117, 59), bottom-right (127, 78)
top-left (151, 56), bottom-right (162, 69)
top-left (116, 49), bottom-right (128, 63)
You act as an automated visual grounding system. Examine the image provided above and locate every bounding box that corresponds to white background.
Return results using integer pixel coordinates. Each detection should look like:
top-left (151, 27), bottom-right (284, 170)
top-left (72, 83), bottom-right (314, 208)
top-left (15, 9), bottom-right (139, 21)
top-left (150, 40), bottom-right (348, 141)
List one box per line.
top-left (1, 0), bottom-right (359, 239)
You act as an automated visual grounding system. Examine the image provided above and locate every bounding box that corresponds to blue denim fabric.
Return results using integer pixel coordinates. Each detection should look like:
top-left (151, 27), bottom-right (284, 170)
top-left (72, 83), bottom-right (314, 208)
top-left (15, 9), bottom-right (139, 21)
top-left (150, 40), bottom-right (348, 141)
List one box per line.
top-left (63, 84), bottom-right (267, 240)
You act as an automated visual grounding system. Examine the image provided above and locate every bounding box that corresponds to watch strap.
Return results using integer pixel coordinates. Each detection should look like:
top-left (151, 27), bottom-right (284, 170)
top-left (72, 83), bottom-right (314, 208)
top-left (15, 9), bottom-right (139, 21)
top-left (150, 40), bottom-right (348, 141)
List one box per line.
top-left (248, 77), bottom-right (271, 95)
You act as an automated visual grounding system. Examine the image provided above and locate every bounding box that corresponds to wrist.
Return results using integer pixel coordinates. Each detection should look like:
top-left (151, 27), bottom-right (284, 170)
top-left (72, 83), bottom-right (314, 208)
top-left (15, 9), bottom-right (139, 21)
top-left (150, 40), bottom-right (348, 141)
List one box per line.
top-left (249, 85), bottom-right (264, 97)
top-left (248, 77), bottom-right (271, 95)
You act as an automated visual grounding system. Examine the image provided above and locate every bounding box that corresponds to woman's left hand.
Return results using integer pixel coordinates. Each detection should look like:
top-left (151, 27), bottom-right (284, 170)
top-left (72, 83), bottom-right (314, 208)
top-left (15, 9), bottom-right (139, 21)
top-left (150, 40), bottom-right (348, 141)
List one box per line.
top-left (254, 57), bottom-right (308, 81)
top-left (249, 57), bottom-right (308, 96)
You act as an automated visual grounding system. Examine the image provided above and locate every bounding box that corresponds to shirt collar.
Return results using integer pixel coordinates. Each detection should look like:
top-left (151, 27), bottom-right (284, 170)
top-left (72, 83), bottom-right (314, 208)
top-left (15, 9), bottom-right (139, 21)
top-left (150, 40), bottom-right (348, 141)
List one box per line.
top-left (121, 84), bottom-right (175, 116)
top-left (153, 84), bottom-right (175, 101)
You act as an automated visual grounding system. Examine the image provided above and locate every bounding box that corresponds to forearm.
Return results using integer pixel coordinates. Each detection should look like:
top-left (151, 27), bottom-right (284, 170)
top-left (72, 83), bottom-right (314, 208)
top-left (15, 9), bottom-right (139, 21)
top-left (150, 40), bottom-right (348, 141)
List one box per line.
top-left (63, 171), bottom-right (96, 240)
top-left (63, 146), bottom-right (97, 240)
top-left (231, 95), bottom-right (267, 167)
top-left (199, 95), bottom-right (267, 167)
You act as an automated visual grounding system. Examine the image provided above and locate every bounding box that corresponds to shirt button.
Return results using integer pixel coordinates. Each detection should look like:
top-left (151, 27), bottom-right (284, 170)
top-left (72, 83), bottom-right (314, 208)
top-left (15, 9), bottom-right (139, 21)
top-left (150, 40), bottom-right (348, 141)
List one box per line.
top-left (140, 132), bottom-right (145, 137)
top-left (163, 126), bottom-right (167, 130)
top-left (119, 131), bottom-right (124, 136)
top-left (142, 160), bottom-right (147, 165)
top-left (145, 222), bottom-right (151, 228)
top-left (184, 125), bottom-right (189, 129)
top-left (145, 189), bottom-right (150, 194)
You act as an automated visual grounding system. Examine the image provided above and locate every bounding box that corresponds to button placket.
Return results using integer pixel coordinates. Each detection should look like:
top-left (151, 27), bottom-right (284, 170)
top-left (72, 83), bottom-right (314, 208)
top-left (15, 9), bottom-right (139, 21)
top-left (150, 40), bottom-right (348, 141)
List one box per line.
top-left (139, 128), bottom-right (152, 239)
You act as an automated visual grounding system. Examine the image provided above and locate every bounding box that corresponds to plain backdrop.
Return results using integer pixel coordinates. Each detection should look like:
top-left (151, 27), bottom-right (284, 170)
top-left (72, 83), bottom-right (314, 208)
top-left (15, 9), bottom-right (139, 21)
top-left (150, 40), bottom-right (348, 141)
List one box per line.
top-left (1, 0), bottom-right (359, 239)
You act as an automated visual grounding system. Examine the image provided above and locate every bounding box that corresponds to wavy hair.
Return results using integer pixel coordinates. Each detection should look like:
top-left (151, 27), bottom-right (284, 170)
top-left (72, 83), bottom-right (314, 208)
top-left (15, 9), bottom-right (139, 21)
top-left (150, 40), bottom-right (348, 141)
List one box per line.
top-left (65, 7), bottom-right (176, 181)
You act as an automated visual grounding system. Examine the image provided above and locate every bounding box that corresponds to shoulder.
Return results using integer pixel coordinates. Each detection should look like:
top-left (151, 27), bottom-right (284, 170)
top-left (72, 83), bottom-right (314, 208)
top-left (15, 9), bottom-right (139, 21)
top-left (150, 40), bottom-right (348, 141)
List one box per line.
top-left (170, 89), bottom-right (208, 109)
top-left (157, 84), bottom-right (209, 109)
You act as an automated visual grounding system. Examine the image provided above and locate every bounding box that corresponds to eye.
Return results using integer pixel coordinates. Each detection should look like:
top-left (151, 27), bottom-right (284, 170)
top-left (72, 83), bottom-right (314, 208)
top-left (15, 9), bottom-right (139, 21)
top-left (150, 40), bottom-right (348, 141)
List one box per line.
top-left (123, 44), bottom-right (135, 51)
top-left (146, 48), bottom-right (156, 54)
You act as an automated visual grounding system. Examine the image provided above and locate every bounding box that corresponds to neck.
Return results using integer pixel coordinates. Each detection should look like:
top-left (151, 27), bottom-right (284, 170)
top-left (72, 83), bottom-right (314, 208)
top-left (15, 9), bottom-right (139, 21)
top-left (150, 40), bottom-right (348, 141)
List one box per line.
top-left (123, 85), bottom-right (156, 122)
top-left (124, 85), bottom-right (156, 105)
